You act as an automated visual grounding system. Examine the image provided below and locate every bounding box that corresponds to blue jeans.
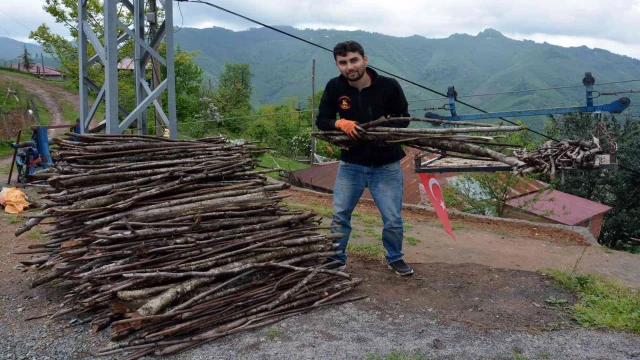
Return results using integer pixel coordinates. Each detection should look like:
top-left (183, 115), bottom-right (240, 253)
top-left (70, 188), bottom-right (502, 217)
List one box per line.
top-left (330, 160), bottom-right (404, 264)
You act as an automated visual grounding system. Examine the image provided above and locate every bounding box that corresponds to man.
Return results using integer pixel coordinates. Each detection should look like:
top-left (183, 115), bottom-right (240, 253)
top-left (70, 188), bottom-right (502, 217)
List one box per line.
top-left (316, 40), bottom-right (413, 276)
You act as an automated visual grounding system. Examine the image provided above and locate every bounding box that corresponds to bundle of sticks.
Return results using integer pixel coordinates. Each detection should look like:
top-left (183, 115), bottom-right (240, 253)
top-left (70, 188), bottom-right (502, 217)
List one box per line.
top-left (312, 117), bottom-right (606, 176)
top-left (513, 138), bottom-right (603, 178)
top-left (16, 134), bottom-right (362, 359)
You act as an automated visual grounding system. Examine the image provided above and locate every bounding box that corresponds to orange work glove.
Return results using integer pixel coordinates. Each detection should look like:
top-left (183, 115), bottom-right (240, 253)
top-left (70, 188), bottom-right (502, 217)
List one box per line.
top-left (335, 119), bottom-right (365, 140)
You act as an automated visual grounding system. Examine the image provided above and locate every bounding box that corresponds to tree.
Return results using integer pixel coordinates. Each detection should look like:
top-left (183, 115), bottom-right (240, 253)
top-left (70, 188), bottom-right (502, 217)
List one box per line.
top-left (442, 119), bottom-right (549, 217)
top-left (21, 45), bottom-right (34, 71)
top-left (446, 172), bottom-right (552, 217)
top-left (208, 63), bottom-right (253, 133)
top-left (213, 63), bottom-right (253, 116)
top-left (544, 112), bottom-right (640, 250)
top-left (159, 44), bottom-right (205, 123)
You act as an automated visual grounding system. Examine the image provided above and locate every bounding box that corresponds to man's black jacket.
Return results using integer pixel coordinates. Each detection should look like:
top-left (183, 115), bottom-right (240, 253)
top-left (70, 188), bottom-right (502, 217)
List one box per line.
top-left (316, 67), bottom-right (410, 167)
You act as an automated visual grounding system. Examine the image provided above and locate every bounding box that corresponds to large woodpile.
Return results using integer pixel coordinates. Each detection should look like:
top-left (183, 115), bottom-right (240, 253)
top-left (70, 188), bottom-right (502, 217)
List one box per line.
top-left (17, 134), bottom-right (362, 359)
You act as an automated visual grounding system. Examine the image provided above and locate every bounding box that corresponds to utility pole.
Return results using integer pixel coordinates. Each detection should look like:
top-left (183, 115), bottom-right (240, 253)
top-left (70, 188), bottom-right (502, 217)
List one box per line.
top-left (310, 59), bottom-right (316, 165)
top-left (149, 0), bottom-right (163, 136)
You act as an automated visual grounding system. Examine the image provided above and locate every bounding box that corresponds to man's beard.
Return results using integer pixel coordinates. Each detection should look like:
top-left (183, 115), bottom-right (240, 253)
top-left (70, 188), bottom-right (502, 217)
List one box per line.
top-left (347, 68), bottom-right (365, 81)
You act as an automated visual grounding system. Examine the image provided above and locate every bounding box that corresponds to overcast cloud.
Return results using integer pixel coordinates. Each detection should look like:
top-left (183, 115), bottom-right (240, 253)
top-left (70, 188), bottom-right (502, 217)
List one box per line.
top-left (1, 0), bottom-right (639, 59)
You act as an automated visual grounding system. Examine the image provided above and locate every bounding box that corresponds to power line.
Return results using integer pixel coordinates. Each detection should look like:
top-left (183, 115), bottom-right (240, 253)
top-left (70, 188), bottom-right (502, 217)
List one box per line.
top-left (596, 79), bottom-right (640, 86)
top-left (0, 9), bottom-right (33, 33)
top-left (179, 0), bottom-right (640, 175)
top-left (175, 1), bottom-right (184, 33)
top-left (408, 84), bottom-right (586, 103)
top-left (0, 21), bottom-right (13, 38)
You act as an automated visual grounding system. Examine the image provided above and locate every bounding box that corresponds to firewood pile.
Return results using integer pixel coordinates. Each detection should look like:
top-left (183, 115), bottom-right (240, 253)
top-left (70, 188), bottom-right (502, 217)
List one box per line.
top-left (312, 117), bottom-right (607, 176)
top-left (513, 138), bottom-right (603, 177)
top-left (16, 134), bottom-right (362, 359)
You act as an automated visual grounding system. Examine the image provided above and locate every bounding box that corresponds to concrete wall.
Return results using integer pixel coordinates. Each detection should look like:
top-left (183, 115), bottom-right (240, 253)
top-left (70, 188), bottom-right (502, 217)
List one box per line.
top-left (588, 213), bottom-right (606, 239)
top-left (502, 205), bottom-right (560, 224)
top-left (503, 205), bottom-right (606, 241)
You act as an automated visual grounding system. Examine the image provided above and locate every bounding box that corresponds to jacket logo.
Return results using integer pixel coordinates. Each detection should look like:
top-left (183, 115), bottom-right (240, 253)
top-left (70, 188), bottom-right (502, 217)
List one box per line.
top-left (338, 96), bottom-right (351, 110)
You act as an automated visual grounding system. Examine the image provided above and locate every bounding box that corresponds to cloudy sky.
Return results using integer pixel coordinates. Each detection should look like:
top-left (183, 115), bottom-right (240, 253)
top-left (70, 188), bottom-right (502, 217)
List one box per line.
top-left (1, 0), bottom-right (640, 59)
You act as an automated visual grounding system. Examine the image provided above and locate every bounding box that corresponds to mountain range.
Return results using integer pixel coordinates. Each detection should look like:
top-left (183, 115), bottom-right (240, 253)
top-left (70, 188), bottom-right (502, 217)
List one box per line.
top-left (174, 27), bottom-right (640, 129)
top-left (0, 36), bottom-right (58, 67)
top-left (2, 27), bottom-right (640, 129)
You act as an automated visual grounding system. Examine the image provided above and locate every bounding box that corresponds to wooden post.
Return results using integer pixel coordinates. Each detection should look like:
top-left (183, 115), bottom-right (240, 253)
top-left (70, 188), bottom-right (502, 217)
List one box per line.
top-left (0, 113), bottom-right (10, 140)
top-left (310, 59), bottom-right (316, 165)
top-left (28, 96), bottom-right (41, 124)
top-left (20, 109), bottom-right (27, 130)
top-left (7, 129), bottom-right (21, 185)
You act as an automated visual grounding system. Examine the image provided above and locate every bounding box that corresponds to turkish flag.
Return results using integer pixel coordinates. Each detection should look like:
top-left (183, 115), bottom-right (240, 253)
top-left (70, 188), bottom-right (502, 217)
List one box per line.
top-left (418, 173), bottom-right (457, 241)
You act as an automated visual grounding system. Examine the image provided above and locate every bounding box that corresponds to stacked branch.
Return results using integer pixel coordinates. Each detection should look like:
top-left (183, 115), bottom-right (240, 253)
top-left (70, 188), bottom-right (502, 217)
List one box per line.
top-left (513, 138), bottom-right (603, 178)
top-left (17, 134), bottom-right (362, 359)
top-left (312, 117), bottom-right (606, 176)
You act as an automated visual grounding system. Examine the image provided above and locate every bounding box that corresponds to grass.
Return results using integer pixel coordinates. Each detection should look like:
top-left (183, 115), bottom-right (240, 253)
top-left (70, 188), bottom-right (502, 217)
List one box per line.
top-left (363, 227), bottom-right (382, 240)
top-left (352, 211), bottom-right (383, 226)
top-left (347, 243), bottom-right (385, 258)
top-left (5, 215), bottom-right (22, 224)
top-left (0, 68), bottom-right (37, 80)
top-left (546, 268), bottom-right (640, 333)
top-left (450, 222), bottom-right (466, 231)
top-left (428, 220), bottom-right (465, 231)
top-left (45, 79), bottom-right (77, 93)
top-left (545, 296), bottom-right (568, 305)
top-left (0, 76), bottom-right (51, 127)
top-left (513, 348), bottom-right (529, 360)
top-left (266, 327), bottom-right (280, 341)
top-left (0, 142), bottom-right (14, 158)
top-left (350, 230), bottom-right (361, 239)
top-left (61, 100), bottom-right (79, 124)
top-left (258, 153), bottom-right (310, 173)
top-left (365, 349), bottom-right (426, 360)
top-left (284, 202), bottom-right (333, 218)
top-left (32, 96), bottom-right (50, 126)
top-left (405, 236), bottom-right (421, 246)
top-left (403, 222), bottom-right (414, 231)
top-left (27, 228), bottom-right (44, 240)
top-left (491, 229), bottom-right (517, 238)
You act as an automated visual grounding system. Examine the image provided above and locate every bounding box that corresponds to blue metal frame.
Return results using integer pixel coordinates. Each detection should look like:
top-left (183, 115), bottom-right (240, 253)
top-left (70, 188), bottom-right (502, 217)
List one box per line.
top-left (425, 72), bottom-right (630, 122)
top-left (11, 123), bottom-right (81, 182)
top-left (416, 72), bottom-right (629, 173)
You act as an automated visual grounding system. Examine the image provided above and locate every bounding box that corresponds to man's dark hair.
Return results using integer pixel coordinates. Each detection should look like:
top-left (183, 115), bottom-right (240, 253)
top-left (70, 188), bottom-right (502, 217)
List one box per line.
top-left (333, 41), bottom-right (365, 60)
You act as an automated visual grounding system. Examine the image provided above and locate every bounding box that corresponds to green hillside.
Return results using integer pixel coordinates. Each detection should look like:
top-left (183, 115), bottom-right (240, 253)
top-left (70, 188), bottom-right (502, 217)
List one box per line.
top-left (174, 27), bottom-right (640, 129)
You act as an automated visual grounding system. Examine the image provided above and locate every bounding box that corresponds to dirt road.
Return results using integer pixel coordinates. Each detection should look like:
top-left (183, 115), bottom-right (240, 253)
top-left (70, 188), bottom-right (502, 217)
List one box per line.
top-left (0, 72), bottom-right (78, 137)
top-left (284, 188), bottom-right (640, 289)
top-left (0, 72), bottom-right (79, 168)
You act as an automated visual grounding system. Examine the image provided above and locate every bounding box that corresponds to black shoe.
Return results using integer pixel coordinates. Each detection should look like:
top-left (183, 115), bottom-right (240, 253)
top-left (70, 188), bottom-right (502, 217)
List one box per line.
top-left (387, 259), bottom-right (414, 276)
top-left (321, 259), bottom-right (346, 271)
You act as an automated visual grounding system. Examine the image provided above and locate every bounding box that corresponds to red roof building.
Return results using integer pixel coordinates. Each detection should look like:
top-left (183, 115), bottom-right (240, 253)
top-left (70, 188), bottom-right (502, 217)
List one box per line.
top-left (505, 190), bottom-right (612, 238)
top-left (10, 63), bottom-right (62, 77)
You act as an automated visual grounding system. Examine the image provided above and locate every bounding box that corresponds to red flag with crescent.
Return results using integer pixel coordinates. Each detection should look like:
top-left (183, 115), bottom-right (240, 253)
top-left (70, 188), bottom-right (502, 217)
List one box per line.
top-left (418, 173), bottom-right (456, 241)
